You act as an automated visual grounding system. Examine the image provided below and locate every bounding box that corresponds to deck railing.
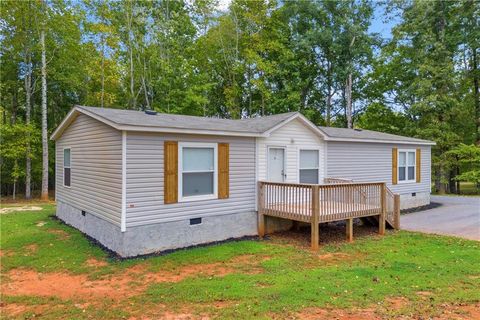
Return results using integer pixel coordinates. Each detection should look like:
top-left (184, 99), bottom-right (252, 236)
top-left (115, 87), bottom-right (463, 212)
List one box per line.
top-left (386, 188), bottom-right (401, 229)
top-left (258, 181), bottom-right (387, 250)
top-left (323, 177), bottom-right (354, 184)
top-left (258, 181), bottom-right (386, 223)
top-left (325, 177), bottom-right (400, 229)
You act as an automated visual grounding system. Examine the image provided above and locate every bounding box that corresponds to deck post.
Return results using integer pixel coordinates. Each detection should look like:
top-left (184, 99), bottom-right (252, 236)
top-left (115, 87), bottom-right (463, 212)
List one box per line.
top-left (346, 218), bottom-right (353, 242)
top-left (257, 181), bottom-right (266, 237)
top-left (379, 183), bottom-right (386, 235)
top-left (311, 185), bottom-right (320, 251)
top-left (393, 194), bottom-right (400, 229)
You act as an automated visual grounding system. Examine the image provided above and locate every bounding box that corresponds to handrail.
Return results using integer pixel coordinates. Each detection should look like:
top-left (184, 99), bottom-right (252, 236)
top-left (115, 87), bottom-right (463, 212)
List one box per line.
top-left (259, 180), bottom-right (388, 187)
top-left (258, 180), bottom-right (389, 250)
top-left (258, 178), bottom-right (400, 229)
top-left (258, 180), bottom-right (386, 223)
top-left (386, 187), bottom-right (400, 229)
top-left (324, 178), bottom-right (400, 230)
top-left (324, 177), bottom-right (354, 184)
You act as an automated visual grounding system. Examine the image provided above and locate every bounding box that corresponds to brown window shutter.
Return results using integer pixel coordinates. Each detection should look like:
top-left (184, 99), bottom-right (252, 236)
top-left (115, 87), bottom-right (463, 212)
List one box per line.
top-left (218, 143), bottom-right (229, 199)
top-left (392, 148), bottom-right (398, 185)
top-left (416, 148), bottom-right (421, 183)
top-left (164, 141), bottom-right (178, 204)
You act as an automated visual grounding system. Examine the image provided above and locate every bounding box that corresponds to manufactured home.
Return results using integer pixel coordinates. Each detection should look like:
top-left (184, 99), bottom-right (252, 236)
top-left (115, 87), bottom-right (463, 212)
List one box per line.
top-left (51, 106), bottom-right (435, 257)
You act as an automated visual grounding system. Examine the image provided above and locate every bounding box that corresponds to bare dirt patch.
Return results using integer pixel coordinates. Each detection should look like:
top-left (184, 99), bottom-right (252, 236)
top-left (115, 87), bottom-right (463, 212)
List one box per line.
top-left (0, 302), bottom-right (48, 318)
top-left (229, 254), bottom-right (270, 274)
top-left (294, 307), bottom-right (380, 320)
top-left (294, 301), bottom-right (480, 320)
top-left (47, 229), bottom-right (71, 239)
top-left (435, 303), bottom-right (480, 320)
top-left (385, 296), bottom-right (409, 310)
top-left (317, 252), bottom-right (352, 264)
top-left (23, 243), bottom-right (39, 255)
top-left (1, 256), bottom-right (262, 300)
top-left (126, 303), bottom-right (211, 320)
top-left (137, 311), bottom-right (210, 320)
top-left (85, 258), bottom-right (108, 267)
top-left (268, 223), bottom-right (382, 249)
top-left (0, 249), bottom-right (15, 257)
top-left (0, 206), bottom-right (43, 214)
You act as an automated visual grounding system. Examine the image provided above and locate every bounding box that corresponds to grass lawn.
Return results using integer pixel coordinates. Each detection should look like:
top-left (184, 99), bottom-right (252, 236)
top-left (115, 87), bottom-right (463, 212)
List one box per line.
top-left (1, 204), bottom-right (479, 319)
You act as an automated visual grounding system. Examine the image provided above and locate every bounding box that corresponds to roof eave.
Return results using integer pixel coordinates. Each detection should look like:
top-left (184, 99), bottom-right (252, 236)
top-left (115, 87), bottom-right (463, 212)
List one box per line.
top-left (51, 106), bottom-right (266, 140)
top-left (324, 137), bottom-right (436, 146)
top-left (114, 124), bottom-right (265, 137)
top-left (262, 113), bottom-right (328, 139)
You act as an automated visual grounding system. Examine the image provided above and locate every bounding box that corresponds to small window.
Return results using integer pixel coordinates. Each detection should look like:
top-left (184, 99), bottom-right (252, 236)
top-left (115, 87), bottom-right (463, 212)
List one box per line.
top-left (299, 150), bottom-right (319, 184)
top-left (398, 150), bottom-right (415, 182)
top-left (64, 148), bottom-right (71, 187)
top-left (179, 143), bottom-right (217, 201)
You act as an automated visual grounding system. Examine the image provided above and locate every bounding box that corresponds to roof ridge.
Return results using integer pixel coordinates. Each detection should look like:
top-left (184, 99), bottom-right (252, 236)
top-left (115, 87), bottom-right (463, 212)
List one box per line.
top-left (76, 105), bottom-right (298, 122)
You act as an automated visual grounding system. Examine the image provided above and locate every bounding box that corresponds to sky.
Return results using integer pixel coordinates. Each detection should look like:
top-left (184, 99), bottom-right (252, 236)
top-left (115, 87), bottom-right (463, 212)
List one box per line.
top-left (216, 0), bottom-right (400, 40)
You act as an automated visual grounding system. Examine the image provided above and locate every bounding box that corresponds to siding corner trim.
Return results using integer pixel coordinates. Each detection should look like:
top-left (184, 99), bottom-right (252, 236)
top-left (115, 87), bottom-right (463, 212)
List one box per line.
top-left (121, 131), bottom-right (127, 232)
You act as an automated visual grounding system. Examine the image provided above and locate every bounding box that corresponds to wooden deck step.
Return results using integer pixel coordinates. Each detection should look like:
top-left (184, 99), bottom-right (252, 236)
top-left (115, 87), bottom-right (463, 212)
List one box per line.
top-left (362, 215), bottom-right (396, 229)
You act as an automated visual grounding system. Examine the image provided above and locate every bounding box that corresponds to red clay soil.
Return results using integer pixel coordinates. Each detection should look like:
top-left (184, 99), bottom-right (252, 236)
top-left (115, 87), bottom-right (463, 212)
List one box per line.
top-left (295, 307), bottom-right (380, 320)
top-left (1, 262), bottom-right (236, 300)
top-left (294, 302), bottom-right (480, 320)
top-left (85, 258), bottom-right (109, 267)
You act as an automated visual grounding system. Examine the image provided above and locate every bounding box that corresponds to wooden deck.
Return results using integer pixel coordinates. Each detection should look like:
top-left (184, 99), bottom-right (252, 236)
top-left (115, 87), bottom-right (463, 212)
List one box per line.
top-left (257, 180), bottom-right (400, 250)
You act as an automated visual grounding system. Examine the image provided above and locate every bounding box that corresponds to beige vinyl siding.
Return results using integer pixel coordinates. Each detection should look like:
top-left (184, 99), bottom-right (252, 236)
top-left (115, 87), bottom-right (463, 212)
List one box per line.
top-left (325, 141), bottom-right (431, 195)
top-left (125, 132), bottom-right (255, 227)
top-left (55, 114), bottom-right (122, 226)
top-left (257, 118), bottom-right (325, 182)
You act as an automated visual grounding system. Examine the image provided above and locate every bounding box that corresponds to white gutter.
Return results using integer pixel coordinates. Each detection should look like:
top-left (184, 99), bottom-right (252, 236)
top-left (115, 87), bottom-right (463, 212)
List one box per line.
top-left (322, 137), bottom-right (436, 146)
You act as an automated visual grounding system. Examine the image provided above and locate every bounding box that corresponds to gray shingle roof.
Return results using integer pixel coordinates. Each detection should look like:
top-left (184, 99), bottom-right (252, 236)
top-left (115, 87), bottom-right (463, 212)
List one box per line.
top-left (318, 126), bottom-right (435, 144)
top-left (76, 105), bottom-right (298, 134)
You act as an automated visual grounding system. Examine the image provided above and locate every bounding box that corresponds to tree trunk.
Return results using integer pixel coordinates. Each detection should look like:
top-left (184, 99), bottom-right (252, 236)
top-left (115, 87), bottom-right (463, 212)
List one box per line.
top-left (448, 169), bottom-right (457, 194)
top-left (456, 167), bottom-right (461, 194)
top-left (25, 49), bottom-right (32, 200)
top-left (40, 27), bottom-right (49, 201)
top-left (434, 166), bottom-right (443, 193)
top-left (127, 3), bottom-right (136, 110)
top-left (101, 33), bottom-right (105, 108)
top-left (326, 61), bottom-right (332, 126)
top-left (346, 73), bottom-right (353, 129)
top-left (473, 47), bottom-right (480, 145)
top-left (13, 178), bottom-right (16, 201)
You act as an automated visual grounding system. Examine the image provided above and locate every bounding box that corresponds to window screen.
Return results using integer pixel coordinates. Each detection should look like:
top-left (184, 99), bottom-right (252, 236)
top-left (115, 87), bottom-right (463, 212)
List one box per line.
top-left (182, 147), bottom-right (215, 197)
top-left (299, 150), bottom-right (319, 184)
top-left (64, 148), bottom-right (71, 187)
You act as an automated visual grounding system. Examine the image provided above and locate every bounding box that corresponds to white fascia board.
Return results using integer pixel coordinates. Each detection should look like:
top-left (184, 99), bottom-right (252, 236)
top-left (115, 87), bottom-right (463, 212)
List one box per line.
top-left (50, 108), bottom-right (79, 140)
top-left (323, 137), bottom-right (436, 146)
top-left (115, 125), bottom-right (265, 137)
top-left (262, 113), bottom-right (329, 140)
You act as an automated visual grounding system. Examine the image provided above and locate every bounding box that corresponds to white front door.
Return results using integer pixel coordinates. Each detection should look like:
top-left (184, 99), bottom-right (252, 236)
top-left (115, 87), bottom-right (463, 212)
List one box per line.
top-left (268, 147), bottom-right (285, 182)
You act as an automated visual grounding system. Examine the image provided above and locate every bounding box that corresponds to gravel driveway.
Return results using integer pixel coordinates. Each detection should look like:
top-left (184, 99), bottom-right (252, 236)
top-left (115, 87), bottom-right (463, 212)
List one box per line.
top-left (401, 195), bottom-right (480, 240)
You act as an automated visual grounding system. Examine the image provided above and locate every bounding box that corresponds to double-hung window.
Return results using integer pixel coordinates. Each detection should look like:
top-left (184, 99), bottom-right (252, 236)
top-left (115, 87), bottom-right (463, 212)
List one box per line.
top-left (398, 150), bottom-right (415, 182)
top-left (299, 150), bottom-right (319, 184)
top-left (179, 142), bottom-right (217, 201)
top-left (63, 148), bottom-right (71, 187)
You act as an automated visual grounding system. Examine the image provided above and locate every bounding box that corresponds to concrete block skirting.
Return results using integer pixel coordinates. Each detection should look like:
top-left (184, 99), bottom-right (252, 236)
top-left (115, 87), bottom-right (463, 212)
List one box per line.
top-left (399, 191), bottom-right (430, 210)
top-left (56, 200), bottom-right (258, 257)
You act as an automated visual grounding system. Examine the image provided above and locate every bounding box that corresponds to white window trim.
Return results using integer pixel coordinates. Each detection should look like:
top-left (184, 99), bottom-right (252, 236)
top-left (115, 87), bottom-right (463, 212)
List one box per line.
top-left (266, 145), bottom-right (287, 182)
top-left (398, 149), bottom-right (416, 184)
top-left (298, 149), bottom-right (320, 184)
top-left (63, 147), bottom-right (71, 188)
top-left (178, 142), bottom-right (218, 202)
